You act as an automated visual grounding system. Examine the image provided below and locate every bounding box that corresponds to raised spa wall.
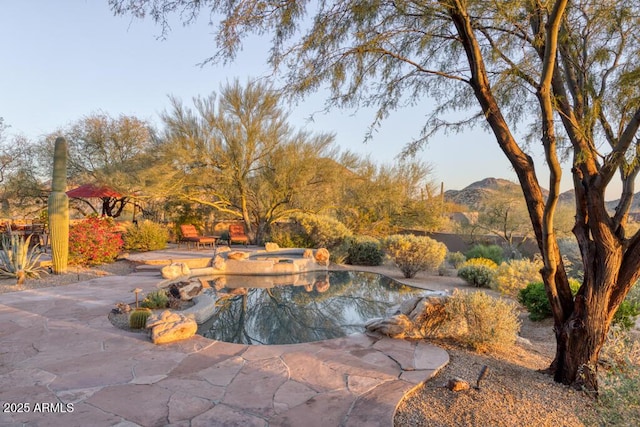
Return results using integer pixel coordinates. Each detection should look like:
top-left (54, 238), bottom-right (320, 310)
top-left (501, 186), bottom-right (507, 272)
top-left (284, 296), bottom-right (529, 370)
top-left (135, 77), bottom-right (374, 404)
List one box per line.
top-left (157, 247), bottom-right (329, 288)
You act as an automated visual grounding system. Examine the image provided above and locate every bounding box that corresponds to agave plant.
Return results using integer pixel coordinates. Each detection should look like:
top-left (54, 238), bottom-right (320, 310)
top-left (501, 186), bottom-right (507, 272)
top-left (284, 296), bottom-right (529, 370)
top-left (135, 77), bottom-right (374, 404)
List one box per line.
top-left (0, 234), bottom-right (47, 282)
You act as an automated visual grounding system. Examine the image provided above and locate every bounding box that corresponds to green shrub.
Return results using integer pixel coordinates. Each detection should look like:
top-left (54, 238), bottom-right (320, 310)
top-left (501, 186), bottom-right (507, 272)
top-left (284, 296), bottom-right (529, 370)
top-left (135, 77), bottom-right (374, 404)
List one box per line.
top-left (518, 280), bottom-right (581, 321)
top-left (140, 289), bottom-right (169, 309)
top-left (447, 251), bottom-right (466, 269)
top-left (457, 258), bottom-right (498, 288)
top-left (69, 216), bottom-right (124, 266)
top-left (382, 234), bottom-right (447, 278)
top-left (612, 300), bottom-right (640, 330)
top-left (291, 213), bottom-right (353, 249)
top-left (266, 226), bottom-right (298, 248)
top-left (346, 236), bottom-right (384, 266)
top-left (443, 289), bottom-right (521, 353)
top-left (123, 220), bottom-right (169, 252)
top-left (493, 258), bottom-right (543, 297)
top-left (465, 244), bottom-right (504, 265)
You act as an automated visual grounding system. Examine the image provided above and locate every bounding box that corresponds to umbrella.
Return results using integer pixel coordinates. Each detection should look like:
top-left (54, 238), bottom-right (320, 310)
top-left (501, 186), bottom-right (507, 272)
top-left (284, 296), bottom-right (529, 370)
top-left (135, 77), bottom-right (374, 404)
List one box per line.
top-left (66, 184), bottom-right (122, 199)
top-left (66, 184), bottom-right (125, 217)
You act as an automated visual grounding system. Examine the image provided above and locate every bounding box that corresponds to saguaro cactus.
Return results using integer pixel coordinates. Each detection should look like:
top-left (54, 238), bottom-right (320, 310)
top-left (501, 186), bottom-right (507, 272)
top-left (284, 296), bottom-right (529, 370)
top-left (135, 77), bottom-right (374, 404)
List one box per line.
top-left (47, 137), bottom-right (69, 274)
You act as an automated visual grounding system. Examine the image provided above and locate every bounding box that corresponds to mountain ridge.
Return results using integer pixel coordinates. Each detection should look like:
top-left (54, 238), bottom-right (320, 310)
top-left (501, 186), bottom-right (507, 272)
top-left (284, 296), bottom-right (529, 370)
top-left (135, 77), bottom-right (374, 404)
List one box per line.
top-left (444, 177), bottom-right (639, 212)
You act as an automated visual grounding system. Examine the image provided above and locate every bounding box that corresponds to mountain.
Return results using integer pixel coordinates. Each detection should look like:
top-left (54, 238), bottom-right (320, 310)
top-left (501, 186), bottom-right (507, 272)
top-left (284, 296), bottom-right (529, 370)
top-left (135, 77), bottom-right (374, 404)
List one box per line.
top-left (444, 178), bottom-right (527, 209)
top-left (445, 177), bottom-right (640, 213)
top-left (444, 178), bottom-right (587, 210)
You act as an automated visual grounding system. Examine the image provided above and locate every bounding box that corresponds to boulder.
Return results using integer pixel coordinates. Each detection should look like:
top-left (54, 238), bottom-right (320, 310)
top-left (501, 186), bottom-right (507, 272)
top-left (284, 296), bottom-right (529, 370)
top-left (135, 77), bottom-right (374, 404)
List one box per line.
top-left (314, 248), bottom-right (330, 266)
top-left (146, 310), bottom-right (197, 344)
top-left (161, 262), bottom-right (191, 280)
top-left (114, 302), bottom-right (131, 313)
top-left (265, 242), bottom-right (280, 252)
top-left (212, 255), bottom-right (226, 271)
top-left (169, 280), bottom-right (203, 301)
top-left (227, 251), bottom-right (250, 260)
top-left (447, 377), bottom-right (470, 392)
top-left (303, 249), bottom-right (314, 259)
top-left (365, 314), bottom-right (414, 338)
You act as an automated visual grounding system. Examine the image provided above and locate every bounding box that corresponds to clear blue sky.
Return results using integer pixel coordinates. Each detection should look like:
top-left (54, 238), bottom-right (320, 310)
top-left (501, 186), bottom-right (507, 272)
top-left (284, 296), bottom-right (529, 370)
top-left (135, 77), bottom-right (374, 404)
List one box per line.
top-left (2, 1), bottom-right (619, 197)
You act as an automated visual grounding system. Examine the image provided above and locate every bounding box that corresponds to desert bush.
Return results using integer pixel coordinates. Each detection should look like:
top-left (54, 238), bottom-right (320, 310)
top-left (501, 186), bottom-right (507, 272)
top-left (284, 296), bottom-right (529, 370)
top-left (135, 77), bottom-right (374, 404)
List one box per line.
top-left (140, 289), bottom-right (169, 309)
top-left (518, 280), bottom-right (581, 321)
top-left (382, 234), bottom-right (447, 278)
top-left (447, 251), bottom-right (466, 269)
top-left (346, 236), bottom-right (384, 266)
top-left (290, 213), bottom-right (353, 249)
top-left (493, 258), bottom-right (543, 297)
top-left (593, 326), bottom-right (640, 425)
top-left (465, 244), bottom-right (504, 265)
top-left (443, 289), bottom-right (521, 353)
top-left (520, 279), bottom-right (639, 327)
top-left (457, 258), bottom-right (498, 288)
top-left (69, 216), bottom-right (123, 266)
top-left (266, 226), bottom-right (298, 248)
top-left (123, 220), bottom-right (169, 252)
top-left (612, 300), bottom-right (640, 330)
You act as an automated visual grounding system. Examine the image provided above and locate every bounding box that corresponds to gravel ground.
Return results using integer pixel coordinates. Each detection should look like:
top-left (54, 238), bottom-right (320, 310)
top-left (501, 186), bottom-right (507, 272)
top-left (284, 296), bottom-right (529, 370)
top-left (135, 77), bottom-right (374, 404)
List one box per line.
top-left (0, 259), bottom-right (137, 294)
top-left (0, 259), bottom-right (621, 426)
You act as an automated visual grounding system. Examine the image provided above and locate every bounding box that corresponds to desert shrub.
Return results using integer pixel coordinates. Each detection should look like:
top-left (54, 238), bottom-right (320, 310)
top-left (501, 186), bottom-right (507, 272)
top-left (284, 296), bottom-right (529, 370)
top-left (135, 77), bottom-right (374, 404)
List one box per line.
top-left (346, 236), bottom-right (384, 266)
top-left (266, 226), bottom-right (298, 248)
top-left (447, 251), bottom-right (466, 269)
top-left (612, 300), bottom-right (640, 330)
top-left (123, 220), bottom-right (169, 252)
top-left (290, 213), bottom-right (353, 249)
top-left (465, 244), bottom-right (504, 265)
top-left (493, 258), bottom-right (543, 297)
top-left (443, 289), bottom-right (521, 353)
top-left (382, 234), bottom-right (447, 278)
top-left (593, 327), bottom-right (640, 425)
top-left (518, 280), bottom-right (581, 321)
top-left (140, 289), bottom-right (169, 309)
top-left (69, 216), bottom-right (123, 266)
top-left (457, 258), bottom-right (498, 288)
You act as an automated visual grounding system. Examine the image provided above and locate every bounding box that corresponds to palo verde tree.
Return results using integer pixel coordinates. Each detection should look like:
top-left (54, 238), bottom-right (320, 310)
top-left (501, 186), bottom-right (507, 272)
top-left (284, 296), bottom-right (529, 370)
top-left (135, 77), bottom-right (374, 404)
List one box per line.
top-left (160, 79), bottom-right (338, 244)
top-left (110, 1), bottom-right (640, 391)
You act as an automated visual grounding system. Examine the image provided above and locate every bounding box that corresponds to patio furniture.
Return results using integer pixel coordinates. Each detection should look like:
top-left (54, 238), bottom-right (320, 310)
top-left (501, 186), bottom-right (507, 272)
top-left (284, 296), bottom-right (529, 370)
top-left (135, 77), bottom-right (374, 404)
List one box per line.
top-left (228, 223), bottom-right (249, 246)
top-left (179, 224), bottom-right (218, 250)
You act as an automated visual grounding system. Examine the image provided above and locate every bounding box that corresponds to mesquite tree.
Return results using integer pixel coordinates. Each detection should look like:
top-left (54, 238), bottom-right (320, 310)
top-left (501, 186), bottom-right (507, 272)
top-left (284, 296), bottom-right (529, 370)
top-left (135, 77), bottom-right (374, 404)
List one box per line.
top-left (110, 0), bottom-right (640, 391)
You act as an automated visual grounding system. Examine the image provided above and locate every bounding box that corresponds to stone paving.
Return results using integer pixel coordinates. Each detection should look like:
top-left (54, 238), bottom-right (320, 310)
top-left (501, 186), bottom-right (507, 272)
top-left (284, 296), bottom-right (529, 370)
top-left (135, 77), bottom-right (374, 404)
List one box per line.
top-left (0, 250), bottom-right (449, 427)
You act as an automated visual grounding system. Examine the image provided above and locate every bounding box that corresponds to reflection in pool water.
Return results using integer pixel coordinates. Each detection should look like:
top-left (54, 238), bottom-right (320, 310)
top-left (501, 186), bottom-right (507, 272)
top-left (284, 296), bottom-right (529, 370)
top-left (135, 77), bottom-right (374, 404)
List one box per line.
top-left (196, 270), bottom-right (428, 345)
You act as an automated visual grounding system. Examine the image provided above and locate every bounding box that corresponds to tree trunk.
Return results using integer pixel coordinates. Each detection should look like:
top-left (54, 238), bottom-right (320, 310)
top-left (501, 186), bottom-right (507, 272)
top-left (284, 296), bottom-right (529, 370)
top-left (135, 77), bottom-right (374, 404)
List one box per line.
top-left (553, 288), bottom-right (611, 391)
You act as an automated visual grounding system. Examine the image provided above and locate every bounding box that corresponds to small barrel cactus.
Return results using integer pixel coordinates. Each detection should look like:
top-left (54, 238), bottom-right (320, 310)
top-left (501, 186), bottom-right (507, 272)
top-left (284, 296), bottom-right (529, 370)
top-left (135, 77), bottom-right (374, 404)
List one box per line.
top-left (129, 307), bottom-right (152, 329)
top-left (47, 137), bottom-right (69, 274)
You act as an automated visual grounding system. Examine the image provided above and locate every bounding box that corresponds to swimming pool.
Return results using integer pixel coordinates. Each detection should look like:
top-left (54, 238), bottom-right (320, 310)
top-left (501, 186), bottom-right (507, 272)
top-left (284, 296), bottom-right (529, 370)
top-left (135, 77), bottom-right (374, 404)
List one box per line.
top-left (196, 270), bottom-right (428, 345)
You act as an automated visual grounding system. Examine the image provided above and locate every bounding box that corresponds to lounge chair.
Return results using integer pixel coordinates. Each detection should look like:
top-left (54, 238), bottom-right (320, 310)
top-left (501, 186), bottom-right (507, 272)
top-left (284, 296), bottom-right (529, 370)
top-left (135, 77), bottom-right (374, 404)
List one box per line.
top-left (228, 224), bottom-right (249, 246)
top-left (179, 224), bottom-right (217, 250)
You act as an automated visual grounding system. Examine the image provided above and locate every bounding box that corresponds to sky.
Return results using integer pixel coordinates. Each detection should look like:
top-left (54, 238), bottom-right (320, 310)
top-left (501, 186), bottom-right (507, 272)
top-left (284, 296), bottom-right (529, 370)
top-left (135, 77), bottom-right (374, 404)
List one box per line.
top-left (0, 1), bottom-right (624, 198)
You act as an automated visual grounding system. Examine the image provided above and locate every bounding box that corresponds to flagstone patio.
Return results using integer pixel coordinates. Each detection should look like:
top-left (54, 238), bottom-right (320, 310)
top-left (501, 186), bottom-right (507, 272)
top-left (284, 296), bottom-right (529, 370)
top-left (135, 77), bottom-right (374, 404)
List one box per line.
top-left (0, 251), bottom-right (449, 426)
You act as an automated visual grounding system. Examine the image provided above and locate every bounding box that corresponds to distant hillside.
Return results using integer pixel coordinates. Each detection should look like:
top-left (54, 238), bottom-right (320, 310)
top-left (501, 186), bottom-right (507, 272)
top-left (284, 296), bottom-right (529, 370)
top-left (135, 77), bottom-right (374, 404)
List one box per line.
top-left (445, 178), bottom-right (577, 210)
top-left (444, 178), bottom-right (527, 210)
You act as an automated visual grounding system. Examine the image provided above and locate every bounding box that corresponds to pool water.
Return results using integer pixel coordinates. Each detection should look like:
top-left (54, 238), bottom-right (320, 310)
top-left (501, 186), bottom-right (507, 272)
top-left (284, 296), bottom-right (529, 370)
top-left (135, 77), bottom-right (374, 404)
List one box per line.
top-left (196, 270), bottom-right (428, 345)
